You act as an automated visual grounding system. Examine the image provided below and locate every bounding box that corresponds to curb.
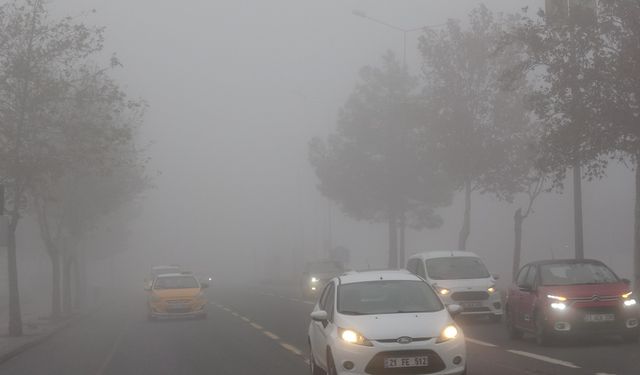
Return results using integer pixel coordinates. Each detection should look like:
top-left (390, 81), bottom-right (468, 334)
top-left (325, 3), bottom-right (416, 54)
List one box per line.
top-left (0, 306), bottom-right (99, 365)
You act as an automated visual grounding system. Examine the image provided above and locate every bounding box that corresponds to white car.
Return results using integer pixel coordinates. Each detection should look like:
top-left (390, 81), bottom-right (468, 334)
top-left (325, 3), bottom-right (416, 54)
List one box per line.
top-left (407, 251), bottom-right (502, 322)
top-left (308, 270), bottom-right (466, 375)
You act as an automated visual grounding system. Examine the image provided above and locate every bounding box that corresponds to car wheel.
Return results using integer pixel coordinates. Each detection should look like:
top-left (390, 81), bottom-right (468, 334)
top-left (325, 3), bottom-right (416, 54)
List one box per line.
top-left (326, 349), bottom-right (338, 375)
top-left (309, 344), bottom-right (326, 375)
top-left (622, 331), bottom-right (639, 343)
top-left (535, 313), bottom-right (552, 346)
top-left (506, 308), bottom-right (523, 339)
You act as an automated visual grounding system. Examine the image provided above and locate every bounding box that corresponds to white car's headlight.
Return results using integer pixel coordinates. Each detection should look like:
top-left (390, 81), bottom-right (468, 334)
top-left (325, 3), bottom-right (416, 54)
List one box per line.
top-left (436, 287), bottom-right (451, 296)
top-left (436, 324), bottom-right (459, 343)
top-left (311, 277), bottom-right (319, 283)
top-left (338, 328), bottom-right (373, 346)
top-left (487, 286), bottom-right (496, 294)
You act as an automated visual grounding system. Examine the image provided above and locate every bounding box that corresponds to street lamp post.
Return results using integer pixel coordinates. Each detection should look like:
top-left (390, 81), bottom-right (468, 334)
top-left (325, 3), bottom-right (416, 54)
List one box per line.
top-left (352, 10), bottom-right (444, 67)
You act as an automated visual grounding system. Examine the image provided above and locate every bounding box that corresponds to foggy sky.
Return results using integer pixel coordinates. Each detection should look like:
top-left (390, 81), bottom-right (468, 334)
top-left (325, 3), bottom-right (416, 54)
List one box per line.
top-left (39, 0), bottom-right (634, 285)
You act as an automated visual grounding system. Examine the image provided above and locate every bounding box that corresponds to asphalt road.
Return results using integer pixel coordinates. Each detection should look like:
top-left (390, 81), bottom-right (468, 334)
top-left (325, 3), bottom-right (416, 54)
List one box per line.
top-left (0, 285), bottom-right (638, 375)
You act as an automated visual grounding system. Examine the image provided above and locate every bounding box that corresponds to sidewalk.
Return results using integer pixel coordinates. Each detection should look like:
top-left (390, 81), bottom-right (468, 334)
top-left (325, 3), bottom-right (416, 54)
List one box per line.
top-left (0, 300), bottom-right (80, 364)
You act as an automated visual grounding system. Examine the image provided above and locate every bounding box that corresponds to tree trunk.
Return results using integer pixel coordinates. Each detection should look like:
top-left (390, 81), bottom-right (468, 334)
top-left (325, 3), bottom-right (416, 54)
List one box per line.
top-left (75, 249), bottom-right (87, 309)
top-left (513, 208), bottom-right (524, 282)
top-left (458, 177), bottom-right (472, 250)
top-left (573, 160), bottom-right (584, 259)
top-left (62, 255), bottom-right (73, 315)
top-left (7, 216), bottom-right (23, 336)
top-left (388, 210), bottom-right (398, 269)
top-left (399, 212), bottom-right (406, 268)
top-left (50, 253), bottom-right (61, 319)
top-left (634, 159), bottom-right (640, 292)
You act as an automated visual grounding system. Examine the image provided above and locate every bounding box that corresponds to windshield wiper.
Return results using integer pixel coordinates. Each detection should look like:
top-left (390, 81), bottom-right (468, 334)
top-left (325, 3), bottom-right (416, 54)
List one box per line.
top-left (339, 310), bottom-right (367, 315)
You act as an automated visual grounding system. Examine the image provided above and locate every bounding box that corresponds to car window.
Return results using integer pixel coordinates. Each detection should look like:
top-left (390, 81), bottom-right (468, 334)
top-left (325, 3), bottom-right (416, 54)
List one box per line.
top-left (524, 266), bottom-right (537, 288)
top-left (337, 280), bottom-right (443, 315)
top-left (516, 266), bottom-right (529, 287)
top-left (325, 283), bottom-right (335, 321)
top-left (540, 262), bottom-right (619, 286)
top-left (417, 261), bottom-right (427, 278)
top-left (407, 259), bottom-right (418, 274)
top-left (425, 257), bottom-right (490, 280)
top-left (318, 282), bottom-right (331, 309)
top-left (153, 276), bottom-right (199, 289)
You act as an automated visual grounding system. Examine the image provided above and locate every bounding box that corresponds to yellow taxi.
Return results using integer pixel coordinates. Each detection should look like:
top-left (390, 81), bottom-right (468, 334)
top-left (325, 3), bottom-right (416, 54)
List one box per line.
top-left (146, 272), bottom-right (208, 320)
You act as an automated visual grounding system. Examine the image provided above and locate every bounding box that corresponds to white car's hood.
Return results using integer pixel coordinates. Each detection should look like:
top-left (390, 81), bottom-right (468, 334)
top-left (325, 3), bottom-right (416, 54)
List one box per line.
top-left (337, 310), bottom-right (452, 340)
top-left (432, 278), bottom-right (493, 290)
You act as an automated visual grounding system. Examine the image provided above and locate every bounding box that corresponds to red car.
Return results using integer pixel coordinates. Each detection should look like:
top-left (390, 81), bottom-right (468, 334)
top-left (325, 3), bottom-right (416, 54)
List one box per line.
top-left (505, 259), bottom-right (639, 345)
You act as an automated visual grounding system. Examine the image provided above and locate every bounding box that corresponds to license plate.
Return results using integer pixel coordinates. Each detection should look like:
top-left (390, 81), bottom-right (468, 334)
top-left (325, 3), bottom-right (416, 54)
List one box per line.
top-left (460, 301), bottom-right (482, 309)
top-left (584, 313), bottom-right (615, 322)
top-left (384, 356), bottom-right (429, 368)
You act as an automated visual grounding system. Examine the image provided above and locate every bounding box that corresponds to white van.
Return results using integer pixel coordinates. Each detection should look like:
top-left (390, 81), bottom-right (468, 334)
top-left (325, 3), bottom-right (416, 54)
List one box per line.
top-left (406, 251), bottom-right (502, 322)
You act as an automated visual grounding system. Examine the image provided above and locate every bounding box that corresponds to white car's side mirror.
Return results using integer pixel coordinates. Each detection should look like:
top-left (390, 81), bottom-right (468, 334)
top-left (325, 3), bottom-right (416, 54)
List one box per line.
top-left (310, 310), bottom-right (328, 322)
top-left (492, 274), bottom-right (500, 280)
top-left (447, 304), bottom-right (463, 317)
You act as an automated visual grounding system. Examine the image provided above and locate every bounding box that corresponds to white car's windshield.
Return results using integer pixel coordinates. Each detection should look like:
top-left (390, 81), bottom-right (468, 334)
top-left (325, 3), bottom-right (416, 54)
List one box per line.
top-left (153, 276), bottom-right (199, 289)
top-left (426, 257), bottom-right (490, 280)
top-left (337, 280), bottom-right (443, 315)
top-left (540, 263), bottom-right (619, 286)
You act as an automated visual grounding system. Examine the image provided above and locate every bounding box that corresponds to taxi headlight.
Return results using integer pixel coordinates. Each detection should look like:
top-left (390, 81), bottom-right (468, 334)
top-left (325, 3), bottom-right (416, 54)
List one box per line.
top-left (338, 328), bottom-right (373, 346)
top-left (622, 291), bottom-right (633, 299)
top-left (436, 325), bottom-right (459, 343)
top-left (551, 302), bottom-right (567, 310)
top-left (624, 299), bottom-right (637, 307)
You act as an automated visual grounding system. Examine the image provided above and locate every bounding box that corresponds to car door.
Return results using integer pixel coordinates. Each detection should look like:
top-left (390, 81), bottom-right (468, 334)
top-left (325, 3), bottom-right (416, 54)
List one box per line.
top-left (311, 282), bottom-right (333, 368)
top-left (519, 265), bottom-right (539, 330)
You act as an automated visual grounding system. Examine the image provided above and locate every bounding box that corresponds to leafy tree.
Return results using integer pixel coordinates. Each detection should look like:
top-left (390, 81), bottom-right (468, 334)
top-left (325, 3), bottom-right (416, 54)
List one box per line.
top-left (0, 0), bottom-right (105, 335)
top-left (418, 5), bottom-right (520, 250)
top-left (502, 3), bottom-right (609, 260)
top-left (309, 53), bottom-right (453, 268)
top-left (31, 66), bottom-right (147, 316)
top-left (590, 1), bottom-right (640, 289)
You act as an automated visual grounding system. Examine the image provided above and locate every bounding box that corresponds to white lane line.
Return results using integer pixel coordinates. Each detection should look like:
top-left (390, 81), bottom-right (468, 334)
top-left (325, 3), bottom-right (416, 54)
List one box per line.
top-left (250, 322), bottom-right (264, 330)
top-left (231, 312), bottom-right (240, 317)
top-left (303, 300), bottom-right (315, 305)
top-left (222, 307), bottom-right (231, 312)
top-left (280, 342), bottom-right (304, 356)
top-left (466, 337), bottom-right (498, 347)
top-left (595, 373), bottom-right (616, 375)
top-left (240, 316), bottom-right (251, 323)
top-left (95, 323), bottom-right (129, 375)
top-left (263, 330), bottom-right (280, 340)
top-left (507, 350), bottom-right (581, 369)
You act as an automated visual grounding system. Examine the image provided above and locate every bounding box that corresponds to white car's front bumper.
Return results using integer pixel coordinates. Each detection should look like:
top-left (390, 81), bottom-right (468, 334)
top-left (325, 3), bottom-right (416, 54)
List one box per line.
top-left (442, 290), bottom-right (503, 317)
top-left (330, 334), bottom-right (466, 375)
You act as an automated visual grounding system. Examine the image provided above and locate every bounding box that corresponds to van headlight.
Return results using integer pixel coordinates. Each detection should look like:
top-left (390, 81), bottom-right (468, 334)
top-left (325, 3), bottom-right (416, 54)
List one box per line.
top-left (487, 286), bottom-right (496, 294)
top-left (436, 325), bottom-right (459, 343)
top-left (338, 328), bottom-right (373, 346)
top-left (550, 302), bottom-right (567, 310)
top-left (624, 299), bottom-right (637, 307)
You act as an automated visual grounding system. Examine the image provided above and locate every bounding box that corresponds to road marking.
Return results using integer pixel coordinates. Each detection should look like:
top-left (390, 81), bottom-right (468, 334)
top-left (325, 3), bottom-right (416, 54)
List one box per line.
top-left (303, 300), bottom-right (315, 305)
top-left (240, 316), bottom-right (251, 322)
top-left (250, 322), bottom-right (264, 330)
top-left (280, 342), bottom-right (304, 356)
top-left (95, 323), bottom-right (129, 375)
top-left (466, 337), bottom-right (498, 347)
top-left (263, 330), bottom-right (280, 340)
top-left (507, 350), bottom-right (580, 369)
top-left (222, 307), bottom-right (231, 312)
top-left (595, 373), bottom-right (616, 375)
